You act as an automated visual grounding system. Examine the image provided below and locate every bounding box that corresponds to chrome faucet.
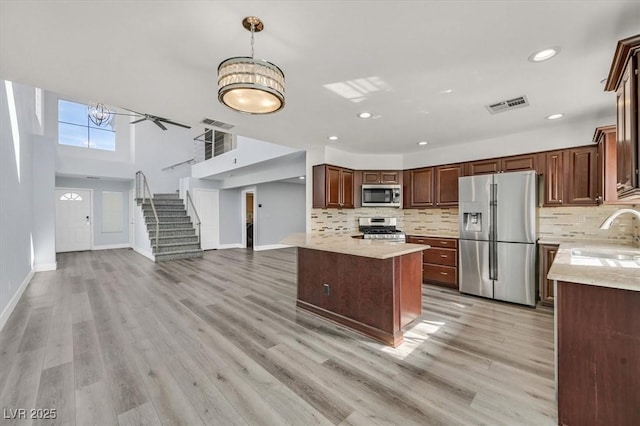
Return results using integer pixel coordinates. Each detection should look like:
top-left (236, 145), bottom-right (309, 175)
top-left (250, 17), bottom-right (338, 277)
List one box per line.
top-left (599, 208), bottom-right (640, 229)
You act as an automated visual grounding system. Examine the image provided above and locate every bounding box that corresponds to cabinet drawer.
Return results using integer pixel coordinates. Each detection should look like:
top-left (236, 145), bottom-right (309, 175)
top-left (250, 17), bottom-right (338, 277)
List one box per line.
top-left (424, 248), bottom-right (457, 266)
top-left (407, 236), bottom-right (429, 245)
top-left (407, 236), bottom-right (458, 248)
top-left (423, 237), bottom-right (458, 249)
top-left (423, 264), bottom-right (457, 287)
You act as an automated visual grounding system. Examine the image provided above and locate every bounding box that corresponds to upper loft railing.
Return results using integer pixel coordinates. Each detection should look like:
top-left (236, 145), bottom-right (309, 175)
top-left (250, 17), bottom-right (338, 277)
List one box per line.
top-left (192, 129), bottom-right (236, 164)
top-left (135, 171), bottom-right (159, 255)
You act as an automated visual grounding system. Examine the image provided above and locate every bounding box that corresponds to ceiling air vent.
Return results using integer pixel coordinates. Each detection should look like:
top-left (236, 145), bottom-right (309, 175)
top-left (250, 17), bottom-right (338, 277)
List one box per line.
top-left (486, 96), bottom-right (529, 115)
top-left (200, 118), bottom-right (234, 130)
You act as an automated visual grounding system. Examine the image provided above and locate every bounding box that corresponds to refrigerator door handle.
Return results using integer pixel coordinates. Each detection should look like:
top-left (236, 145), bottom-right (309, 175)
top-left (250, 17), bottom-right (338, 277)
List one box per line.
top-left (488, 241), bottom-right (494, 280)
top-left (489, 183), bottom-right (498, 280)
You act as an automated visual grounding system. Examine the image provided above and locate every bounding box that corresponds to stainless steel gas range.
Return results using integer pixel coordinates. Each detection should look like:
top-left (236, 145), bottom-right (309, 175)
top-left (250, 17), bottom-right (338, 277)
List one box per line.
top-left (358, 217), bottom-right (406, 242)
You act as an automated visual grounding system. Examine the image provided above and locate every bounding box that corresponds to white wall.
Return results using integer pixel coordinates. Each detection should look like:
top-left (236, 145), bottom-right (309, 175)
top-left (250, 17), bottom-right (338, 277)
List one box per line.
top-left (402, 120), bottom-right (609, 169)
top-left (32, 134), bottom-right (57, 270)
top-left (323, 145), bottom-right (403, 170)
top-left (133, 122), bottom-right (194, 193)
top-left (255, 182), bottom-right (306, 249)
top-left (55, 177), bottom-right (131, 248)
top-left (1, 81), bottom-right (36, 329)
top-left (191, 135), bottom-right (301, 179)
top-left (218, 188), bottom-right (243, 246)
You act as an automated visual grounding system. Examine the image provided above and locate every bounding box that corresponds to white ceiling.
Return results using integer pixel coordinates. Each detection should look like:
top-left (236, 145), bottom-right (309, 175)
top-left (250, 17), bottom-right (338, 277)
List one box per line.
top-left (1, 1), bottom-right (639, 155)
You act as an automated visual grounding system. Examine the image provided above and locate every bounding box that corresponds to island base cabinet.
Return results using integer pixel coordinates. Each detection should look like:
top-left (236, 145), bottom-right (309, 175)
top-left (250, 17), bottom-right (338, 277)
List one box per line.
top-left (557, 281), bottom-right (640, 426)
top-left (296, 248), bottom-right (422, 347)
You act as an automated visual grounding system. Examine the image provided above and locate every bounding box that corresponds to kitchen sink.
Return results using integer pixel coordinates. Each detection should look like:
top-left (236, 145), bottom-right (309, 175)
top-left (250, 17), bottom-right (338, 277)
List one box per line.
top-left (571, 248), bottom-right (640, 262)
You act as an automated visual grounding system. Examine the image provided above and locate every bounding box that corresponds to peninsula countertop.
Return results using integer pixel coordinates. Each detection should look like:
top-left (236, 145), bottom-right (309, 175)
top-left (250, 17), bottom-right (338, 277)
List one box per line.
top-left (282, 233), bottom-right (430, 259)
top-left (547, 242), bottom-right (640, 292)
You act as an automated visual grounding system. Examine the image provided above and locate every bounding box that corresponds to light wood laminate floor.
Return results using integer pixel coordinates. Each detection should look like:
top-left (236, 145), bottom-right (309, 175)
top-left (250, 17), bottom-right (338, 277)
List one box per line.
top-left (0, 248), bottom-right (556, 425)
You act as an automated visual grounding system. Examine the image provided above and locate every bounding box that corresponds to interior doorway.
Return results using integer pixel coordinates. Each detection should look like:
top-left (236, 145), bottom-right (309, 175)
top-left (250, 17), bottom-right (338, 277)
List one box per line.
top-left (242, 190), bottom-right (255, 249)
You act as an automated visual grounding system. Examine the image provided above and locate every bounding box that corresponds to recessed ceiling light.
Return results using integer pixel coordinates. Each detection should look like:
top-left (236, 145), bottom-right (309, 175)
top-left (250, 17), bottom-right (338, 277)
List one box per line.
top-left (546, 113), bottom-right (564, 120)
top-left (439, 89), bottom-right (453, 94)
top-left (528, 47), bottom-right (560, 62)
top-left (358, 112), bottom-right (372, 119)
top-left (417, 141), bottom-right (428, 146)
top-left (298, 176), bottom-right (305, 180)
top-left (328, 135), bottom-right (338, 141)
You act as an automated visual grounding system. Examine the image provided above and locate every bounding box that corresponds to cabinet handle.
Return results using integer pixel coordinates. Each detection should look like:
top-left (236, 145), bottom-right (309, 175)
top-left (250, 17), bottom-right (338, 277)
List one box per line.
top-left (440, 272), bottom-right (448, 275)
top-left (440, 241), bottom-right (448, 245)
top-left (418, 239), bottom-right (424, 243)
top-left (440, 254), bottom-right (448, 258)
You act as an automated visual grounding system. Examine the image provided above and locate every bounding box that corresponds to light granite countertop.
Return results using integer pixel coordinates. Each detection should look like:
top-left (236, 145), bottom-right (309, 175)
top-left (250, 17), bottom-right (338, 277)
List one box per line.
top-left (547, 243), bottom-right (640, 292)
top-left (281, 233), bottom-right (430, 259)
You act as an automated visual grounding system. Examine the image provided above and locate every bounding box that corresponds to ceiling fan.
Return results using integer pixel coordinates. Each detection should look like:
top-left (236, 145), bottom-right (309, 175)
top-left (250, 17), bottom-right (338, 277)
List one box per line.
top-left (126, 110), bottom-right (191, 131)
top-left (88, 102), bottom-right (191, 131)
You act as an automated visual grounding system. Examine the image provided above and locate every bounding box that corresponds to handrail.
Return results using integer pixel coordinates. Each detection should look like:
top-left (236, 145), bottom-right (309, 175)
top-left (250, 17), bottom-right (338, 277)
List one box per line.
top-left (135, 171), bottom-right (160, 256)
top-left (185, 190), bottom-right (201, 246)
top-left (161, 158), bottom-right (195, 171)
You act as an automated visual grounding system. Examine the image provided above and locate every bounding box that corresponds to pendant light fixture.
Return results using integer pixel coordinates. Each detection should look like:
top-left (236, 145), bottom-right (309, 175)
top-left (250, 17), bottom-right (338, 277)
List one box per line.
top-left (218, 16), bottom-right (285, 114)
top-left (87, 102), bottom-right (113, 127)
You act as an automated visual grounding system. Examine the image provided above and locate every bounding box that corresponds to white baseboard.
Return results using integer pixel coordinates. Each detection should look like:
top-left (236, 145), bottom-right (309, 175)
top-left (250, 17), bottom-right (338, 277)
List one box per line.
top-left (218, 243), bottom-right (244, 249)
top-left (253, 244), bottom-right (293, 251)
top-left (34, 262), bottom-right (57, 272)
top-left (92, 243), bottom-right (131, 251)
top-left (0, 269), bottom-right (34, 332)
top-left (132, 247), bottom-right (155, 262)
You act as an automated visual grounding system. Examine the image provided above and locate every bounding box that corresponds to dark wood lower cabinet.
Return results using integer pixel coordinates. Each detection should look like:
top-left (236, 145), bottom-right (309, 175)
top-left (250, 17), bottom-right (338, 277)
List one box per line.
top-left (296, 248), bottom-right (422, 347)
top-left (557, 281), bottom-right (640, 426)
top-left (407, 236), bottom-right (458, 289)
top-left (539, 244), bottom-right (559, 306)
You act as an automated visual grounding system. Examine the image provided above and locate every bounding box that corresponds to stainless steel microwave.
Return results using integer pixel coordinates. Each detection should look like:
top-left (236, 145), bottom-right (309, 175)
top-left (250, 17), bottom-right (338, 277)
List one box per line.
top-left (361, 184), bottom-right (402, 207)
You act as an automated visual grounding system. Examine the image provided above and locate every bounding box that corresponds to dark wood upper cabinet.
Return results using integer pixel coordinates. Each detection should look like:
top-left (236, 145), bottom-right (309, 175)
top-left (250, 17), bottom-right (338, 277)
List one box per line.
top-left (313, 164), bottom-right (354, 209)
top-left (435, 164), bottom-right (462, 207)
top-left (605, 34), bottom-right (640, 200)
top-left (564, 146), bottom-right (598, 205)
top-left (404, 167), bottom-right (434, 208)
top-left (464, 153), bottom-right (538, 176)
top-left (594, 125), bottom-right (618, 204)
top-left (502, 153), bottom-right (538, 173)
top-left (362, 170), bottom-right (400, 184)
top-left (544, 150), bottom-right (564, 206)
top-left (465, 159), bottom-right (500, 175)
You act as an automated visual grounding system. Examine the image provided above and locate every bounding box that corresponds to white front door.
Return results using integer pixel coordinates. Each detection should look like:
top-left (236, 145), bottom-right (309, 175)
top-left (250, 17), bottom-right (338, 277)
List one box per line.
top-left (56, 189), bottom-right (92, 252)
top-left (193, 189), bottom-right (220, 250)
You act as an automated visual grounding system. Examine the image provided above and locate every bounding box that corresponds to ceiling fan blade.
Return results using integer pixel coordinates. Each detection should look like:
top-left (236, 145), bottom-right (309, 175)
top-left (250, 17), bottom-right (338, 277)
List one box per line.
top-left (153, 120), bottom-right (167, 131)
top-left (158, 118), bottom-right (191, 129)
top-left (130, 117), bottom-right (147, 124)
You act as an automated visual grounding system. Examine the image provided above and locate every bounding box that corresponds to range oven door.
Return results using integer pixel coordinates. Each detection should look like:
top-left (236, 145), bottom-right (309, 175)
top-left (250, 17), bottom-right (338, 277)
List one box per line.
top-left (362, 185), bottom-right (401, 207)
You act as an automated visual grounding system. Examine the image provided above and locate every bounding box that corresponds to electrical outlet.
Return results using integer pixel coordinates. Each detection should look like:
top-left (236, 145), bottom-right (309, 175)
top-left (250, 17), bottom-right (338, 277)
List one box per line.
top-left (323, 283), bottom-right (330, 295)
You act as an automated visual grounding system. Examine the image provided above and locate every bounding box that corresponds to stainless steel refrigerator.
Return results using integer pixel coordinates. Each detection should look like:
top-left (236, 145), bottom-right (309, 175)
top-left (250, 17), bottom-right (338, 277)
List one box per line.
top-left (458, 170), bottom-right (537, 306)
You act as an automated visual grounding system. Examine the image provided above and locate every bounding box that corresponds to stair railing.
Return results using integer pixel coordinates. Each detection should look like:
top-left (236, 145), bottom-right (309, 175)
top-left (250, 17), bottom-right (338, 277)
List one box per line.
top-left (185, 190), bottom-right (201, 247)
top-left (135, 171), bottom-right (160, 255)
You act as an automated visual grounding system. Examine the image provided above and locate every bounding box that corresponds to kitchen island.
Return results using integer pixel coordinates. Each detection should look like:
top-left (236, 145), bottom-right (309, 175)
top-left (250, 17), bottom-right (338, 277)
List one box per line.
top-left (548, 243), bottom-right (640, 426)
top-left (282, 233), bottom-right (430, 347)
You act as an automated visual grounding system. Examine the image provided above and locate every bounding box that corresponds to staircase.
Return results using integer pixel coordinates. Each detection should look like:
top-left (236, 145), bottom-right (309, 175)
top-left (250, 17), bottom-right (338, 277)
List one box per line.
top-left (141, 193), bottom-right (203, 262)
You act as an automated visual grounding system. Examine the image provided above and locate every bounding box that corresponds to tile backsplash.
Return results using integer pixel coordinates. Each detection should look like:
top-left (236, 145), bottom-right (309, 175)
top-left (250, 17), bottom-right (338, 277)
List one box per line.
top-left (311, 205), bottom-right (639, 247)
top-left (538, 205), bottom-right (639, 246)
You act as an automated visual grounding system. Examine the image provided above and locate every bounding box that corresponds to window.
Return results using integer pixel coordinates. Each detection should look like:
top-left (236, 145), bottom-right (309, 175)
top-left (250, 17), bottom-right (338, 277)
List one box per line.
top-left (58, 99), bottom-right (115, 151)
top-left (59, 192), bottom-right (83, 201)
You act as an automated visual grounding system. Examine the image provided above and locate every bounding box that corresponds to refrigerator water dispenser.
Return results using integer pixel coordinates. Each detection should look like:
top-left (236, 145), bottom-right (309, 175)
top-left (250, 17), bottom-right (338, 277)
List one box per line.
top-left (463, 212), bottom-right (482, 232)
